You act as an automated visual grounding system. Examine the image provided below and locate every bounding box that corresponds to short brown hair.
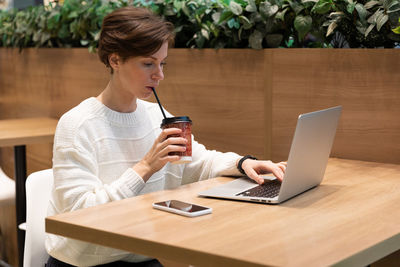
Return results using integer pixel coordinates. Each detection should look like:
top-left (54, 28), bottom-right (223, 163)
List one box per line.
top-left (98, 7), bottom-right (175, 71)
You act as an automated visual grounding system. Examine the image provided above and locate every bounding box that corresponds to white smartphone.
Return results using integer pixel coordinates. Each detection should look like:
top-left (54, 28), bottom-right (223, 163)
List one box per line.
top-left (152, 200), bottom-right (212, 217)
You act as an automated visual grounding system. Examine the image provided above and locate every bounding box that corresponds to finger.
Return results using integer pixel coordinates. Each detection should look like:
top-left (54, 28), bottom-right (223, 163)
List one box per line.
top-left (245, 168), bottom-right (265, 185)
top-left (158, 128), bottom-right (182, 141)
top-left (271, 167), bottom-right (284, 182)
top-left (157, 138), bottom-right (187, 154)
top-left (162, 155), bottom-right (181, 163)
top-left (163, 137), bottom-right (187, 146)
top-left (159, 145), bottom-right (186, 158)
top-left (277, 163), bottom-right (286, 172)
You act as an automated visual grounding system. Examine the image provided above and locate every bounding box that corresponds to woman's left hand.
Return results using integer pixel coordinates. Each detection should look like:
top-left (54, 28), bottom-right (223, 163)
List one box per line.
top-left (241, 159), bottom-right (287, 184)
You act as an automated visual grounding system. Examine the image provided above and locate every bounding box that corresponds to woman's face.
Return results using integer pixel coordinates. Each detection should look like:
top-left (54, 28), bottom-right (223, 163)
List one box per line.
top-left (112, 42), bottom-right (168, 100)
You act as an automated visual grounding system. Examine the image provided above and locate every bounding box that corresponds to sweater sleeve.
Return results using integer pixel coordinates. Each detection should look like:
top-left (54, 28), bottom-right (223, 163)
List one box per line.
top-left (181, 135), bottom-right (243, 185)
top-left (146, 105), bottom-right (243, 184)
top-left (52, 121), bottom-right (145, 214)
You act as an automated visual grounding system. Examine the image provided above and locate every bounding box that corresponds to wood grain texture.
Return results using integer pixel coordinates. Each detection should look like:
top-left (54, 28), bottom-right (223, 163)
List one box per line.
top-left (0, 117), bottom-right (57, 146)
top-left (0, 48), bottom-right (108, 176)
top-left (0, 204), bottom-right (17, 267)
top-left (153, 49), bottom-right (268, 159)
top-left (46, 158), bottom-right (400, 267)
top-left (270, 49), bottom-right (400, 163)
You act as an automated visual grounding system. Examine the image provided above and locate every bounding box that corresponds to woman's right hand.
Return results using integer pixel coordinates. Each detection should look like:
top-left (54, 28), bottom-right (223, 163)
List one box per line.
top-left (132, 128), bottom-right (187, 181)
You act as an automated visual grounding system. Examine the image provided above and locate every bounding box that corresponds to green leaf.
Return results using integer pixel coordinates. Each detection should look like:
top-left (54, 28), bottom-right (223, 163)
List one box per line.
top-left (57, 24), bottom-right (70, 39)
top-left (40, 31), bottom-right (50, 45)
top-left (265, 34), bottom-right (283, 47)
top-left (347, 3), bottom-right (356, 13)
top-left (376, 14), bottom-right (389, 31)
top-left (326, 21), bottom-right (337, 36)
top-left (239, 15), bottom-right (253, 29)
top-left (364, 1), bottom-right (380, 10)
top-left (218, 10), bottom-right (234, 23)
top-left (288, 0), bottom-right (305, 15)
top-left (194, 32), bottom-right (205, 48)
top-left (356, 20), bottom-right (367, 34)
top-left (163, 4), bottom-right (176, 16)
top-left (249, 30), bottom-right (263, 49)
top-left (229, 1), bottom-right (243, 16)
top-left (245, 0), bottom-right (257, 12)
top-left (329, 11), bottom-right (344, 18)
top-left (311, 0), bottom-right (332, 14)
top-left (173, 0), bottom-right (183, 12)
top-left (355, 3), bottom-right (368, 25)
top-left (33, 30), bottom-right (41, 43)
top-left (368, 9), bottom-right (381, 24)
top-left (227, 18), bottom-right (240, 29)
top-left (68, 11), bottom-right (78, 19)
top-left (384, 0), bottom-right (400, 10)
top-left (88, 44), bottom-right (96, 54)
top-left (294, 15), bottom-right (312, 40)
top-left (276, 8), bottom-right (289, 21)
top-left (260, 1), bottom-right (279, 17)
top-left (365, 23), bottom-right (375, 37)
top-left (393, 25), bottom-right (400, 34)
top-left (201, 28), bottom-right (209, 40)
top-left (181, 2), bottom-right (191, 16)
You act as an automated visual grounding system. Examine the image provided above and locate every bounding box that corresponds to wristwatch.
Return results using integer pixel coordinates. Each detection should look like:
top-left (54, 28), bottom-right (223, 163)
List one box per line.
top-left (237, 155), bottom-right (257, 175)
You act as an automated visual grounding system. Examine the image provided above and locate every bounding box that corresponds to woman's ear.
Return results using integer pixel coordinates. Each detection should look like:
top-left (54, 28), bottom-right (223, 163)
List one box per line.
top-left (108, 54), bottom-right (120, 71)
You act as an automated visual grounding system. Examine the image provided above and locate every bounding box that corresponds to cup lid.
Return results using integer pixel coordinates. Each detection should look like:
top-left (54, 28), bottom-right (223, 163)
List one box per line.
top-left (161, 116), bottom-right (192, 127)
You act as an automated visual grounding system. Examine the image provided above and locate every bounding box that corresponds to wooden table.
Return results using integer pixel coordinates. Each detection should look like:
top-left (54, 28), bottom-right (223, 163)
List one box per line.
top-left (46, 158), bottom-right (400, 266)
top-left (0, 117), bottom-right (58, 267)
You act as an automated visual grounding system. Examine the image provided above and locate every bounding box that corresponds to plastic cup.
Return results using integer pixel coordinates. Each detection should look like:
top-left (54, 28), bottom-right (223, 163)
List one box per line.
top-left (161, 116), bottom-right (192, 164)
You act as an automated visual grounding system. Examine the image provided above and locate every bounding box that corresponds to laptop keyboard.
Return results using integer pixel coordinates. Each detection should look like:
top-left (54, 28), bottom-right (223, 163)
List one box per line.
top-left (236, 179), bottom-right (281, 198)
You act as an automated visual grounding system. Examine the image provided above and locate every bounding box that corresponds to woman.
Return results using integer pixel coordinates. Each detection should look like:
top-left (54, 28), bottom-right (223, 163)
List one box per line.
top-left (45, 6), bottom-right (286, 267)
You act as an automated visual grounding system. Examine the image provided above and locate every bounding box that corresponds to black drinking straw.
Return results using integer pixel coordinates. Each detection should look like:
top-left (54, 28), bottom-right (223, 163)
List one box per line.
top-left (151, 87), bottom-right (167, 119)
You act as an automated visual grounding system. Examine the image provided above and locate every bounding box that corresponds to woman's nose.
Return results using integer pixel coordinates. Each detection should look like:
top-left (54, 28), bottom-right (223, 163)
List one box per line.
top-left (152, 67), bottom-right (164, 81)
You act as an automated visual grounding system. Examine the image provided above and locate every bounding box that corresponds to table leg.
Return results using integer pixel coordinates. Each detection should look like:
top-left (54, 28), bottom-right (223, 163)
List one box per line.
top-left (14, 145), bottom-right (26, 267)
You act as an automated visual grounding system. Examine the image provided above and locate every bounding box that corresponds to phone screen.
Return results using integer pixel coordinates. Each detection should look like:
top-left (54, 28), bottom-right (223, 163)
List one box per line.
top-left (154, 200), bottom-right (209, 213)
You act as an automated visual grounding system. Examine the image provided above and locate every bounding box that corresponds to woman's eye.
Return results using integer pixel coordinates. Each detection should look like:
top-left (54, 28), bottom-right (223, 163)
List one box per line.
top-left (143, 62), bottom-right (166, 68)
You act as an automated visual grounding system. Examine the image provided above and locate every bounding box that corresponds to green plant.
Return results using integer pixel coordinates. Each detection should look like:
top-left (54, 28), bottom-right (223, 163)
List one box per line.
top-left (319, 0), bottom-right (400, 47)
top-left (1, 0), bottom-right (399, 49)
top-left (133, 0), bottom-right (337, 48)
top-left (392, 16), bottom-right (400, 32)
top-left (0, 0), bottom-right (127, 51)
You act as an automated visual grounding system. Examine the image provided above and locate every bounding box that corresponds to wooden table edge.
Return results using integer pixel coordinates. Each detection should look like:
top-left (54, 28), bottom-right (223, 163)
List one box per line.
top-left (332, 233), bottom-right (400, 267)
top-left (45, 216), bottom-right (269, 267)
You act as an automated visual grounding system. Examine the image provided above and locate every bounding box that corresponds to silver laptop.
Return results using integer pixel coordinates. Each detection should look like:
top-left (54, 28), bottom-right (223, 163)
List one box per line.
top-left (199, 106), bottom-right (342, 204)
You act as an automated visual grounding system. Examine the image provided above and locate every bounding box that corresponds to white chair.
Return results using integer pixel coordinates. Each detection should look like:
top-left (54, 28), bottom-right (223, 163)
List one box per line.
top-left (0, 167), bottom-right (15, 206)
top-left (23, 169), bottom-right (53, 267)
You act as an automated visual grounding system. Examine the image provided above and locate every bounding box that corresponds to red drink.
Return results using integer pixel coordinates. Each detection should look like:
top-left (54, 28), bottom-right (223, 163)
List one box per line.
top-left (161, 116), bottom-right (192, 164)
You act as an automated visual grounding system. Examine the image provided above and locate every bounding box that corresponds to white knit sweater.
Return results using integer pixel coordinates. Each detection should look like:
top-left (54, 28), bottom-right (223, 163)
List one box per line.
top-left (45, 97), bottom-right (241, 266)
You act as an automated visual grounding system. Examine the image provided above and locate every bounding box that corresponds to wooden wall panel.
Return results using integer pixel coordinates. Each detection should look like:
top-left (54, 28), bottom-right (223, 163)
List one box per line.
top-left (156, 49), bottom-right (267, 159)
top-left (0, 204), bottom-right (17, 267)
top-left (271, 49), bottom-right (400, 164)
top-left (0, 48), bottom-right (109, 176)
